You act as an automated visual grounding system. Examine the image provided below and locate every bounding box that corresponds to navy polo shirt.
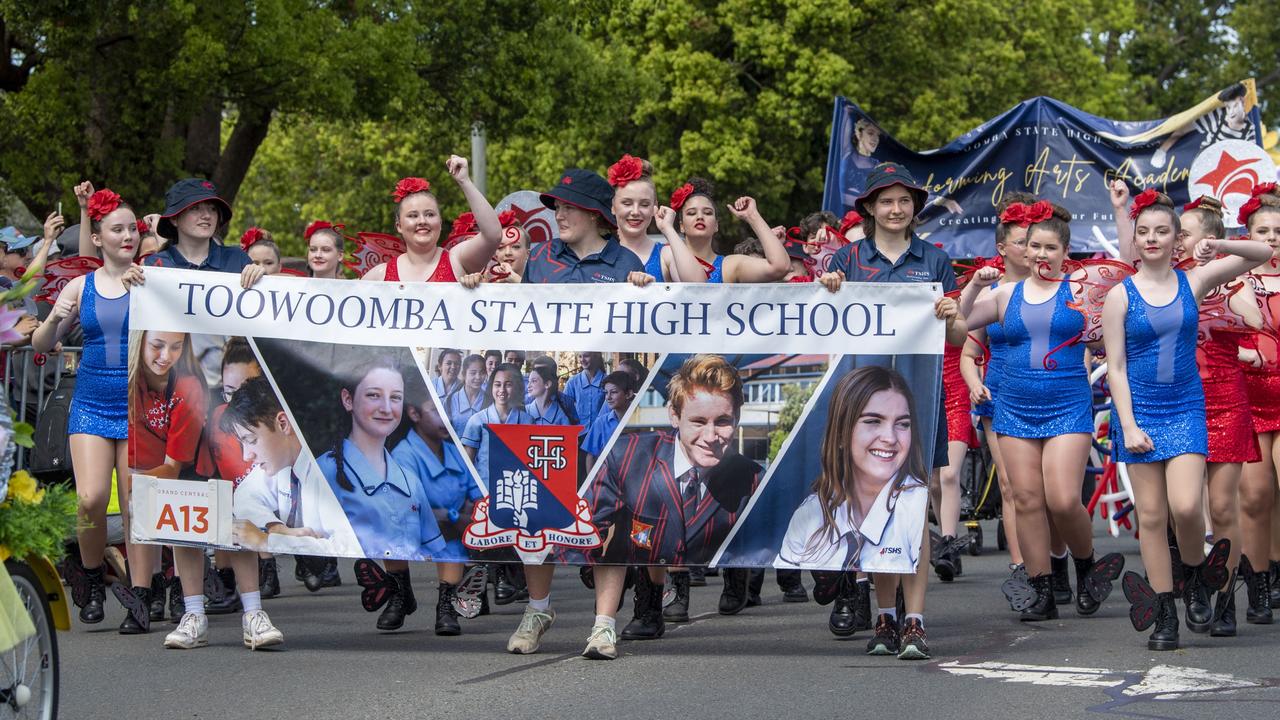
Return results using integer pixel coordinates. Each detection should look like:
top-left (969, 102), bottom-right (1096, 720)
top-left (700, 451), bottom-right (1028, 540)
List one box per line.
top-left (523, 235), bottom-right (644, 285)
top-left (829, 233), bottom-right (956, 469)
top-left (144, 240), bottom-right (252, 274)
top-left (828, 234), bottom-right (957, 292)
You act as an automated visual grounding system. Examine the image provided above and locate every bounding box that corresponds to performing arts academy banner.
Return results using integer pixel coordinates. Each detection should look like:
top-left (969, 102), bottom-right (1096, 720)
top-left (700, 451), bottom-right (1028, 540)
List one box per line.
top-left (824, 79), bottom-right (1275, 260)
top-left (127, 268), bottom-right (943, 574)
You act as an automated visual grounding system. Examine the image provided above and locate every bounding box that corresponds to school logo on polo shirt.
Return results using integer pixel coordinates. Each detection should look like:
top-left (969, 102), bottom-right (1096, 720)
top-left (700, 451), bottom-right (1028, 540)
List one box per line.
top-left (903, 268), bottom-right (932, 282)
top-left (463, 424), bottom-right (600, 554)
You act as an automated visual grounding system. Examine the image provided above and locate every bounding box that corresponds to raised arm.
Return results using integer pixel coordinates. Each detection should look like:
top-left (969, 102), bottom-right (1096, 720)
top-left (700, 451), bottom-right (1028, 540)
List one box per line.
top-left (1188, 239), bottom-right (1274, 300)
top-left (1109, 180), bottom-right (1137, 264)
top-left (445, 155), bottom-right (503, 276)
top-left (959, 266), bottom-right (1001, 328)
top-left (74, 181), bottom-right (95, 258)
top-left (654, 205), bottom-right (702, 283)
top-left (723, 197), bottom-right (789, 283)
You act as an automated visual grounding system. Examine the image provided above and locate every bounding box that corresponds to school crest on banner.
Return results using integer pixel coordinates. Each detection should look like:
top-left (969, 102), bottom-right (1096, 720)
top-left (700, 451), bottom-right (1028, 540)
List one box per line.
top-left (463, 424), bottom-right (600, 553)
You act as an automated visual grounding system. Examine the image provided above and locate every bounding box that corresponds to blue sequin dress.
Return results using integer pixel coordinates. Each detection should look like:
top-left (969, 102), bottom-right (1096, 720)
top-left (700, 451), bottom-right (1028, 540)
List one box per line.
top-left (993, 279), bottom-right (1092, 438)
top-left (69, 272), bottom-right (129, 438)
top-left (1113, 271), bottom-right (1207, 463)
top-left (973, 280), bottom-right (1005, 419)
top-left (644, 244), bottom-right (664, 281)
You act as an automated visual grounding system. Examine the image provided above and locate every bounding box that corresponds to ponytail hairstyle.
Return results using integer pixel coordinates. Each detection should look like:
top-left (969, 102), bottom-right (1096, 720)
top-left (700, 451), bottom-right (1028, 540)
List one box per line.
top-left (1025, 201), bottom-right (1073, 250)
top-left (1129, 189), bottom-right (1180, 234)
top-left (672, 177), bottom-right (717, 232)
top-left (220, 336), bottom-right (260, 375)
top-left (331, 355), bottom-right (405, 493)
top-left (530, 355), bottom-right (579, 423)
top-left (1182, 195), bottom-right (1226, 239)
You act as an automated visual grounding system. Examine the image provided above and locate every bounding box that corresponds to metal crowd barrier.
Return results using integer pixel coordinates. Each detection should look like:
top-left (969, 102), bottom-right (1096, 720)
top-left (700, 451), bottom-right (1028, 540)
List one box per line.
top-left (2, 345), bottom-right (82, 470)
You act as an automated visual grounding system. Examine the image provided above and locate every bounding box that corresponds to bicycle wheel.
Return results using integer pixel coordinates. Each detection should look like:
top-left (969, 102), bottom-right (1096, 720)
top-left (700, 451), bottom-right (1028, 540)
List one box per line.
top-left (2, 560), bottom-right (58, 720)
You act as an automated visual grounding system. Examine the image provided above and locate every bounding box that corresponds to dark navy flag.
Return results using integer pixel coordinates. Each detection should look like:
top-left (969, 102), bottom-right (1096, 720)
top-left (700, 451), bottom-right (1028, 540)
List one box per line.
top-left (823, 81), bottom-right (1271, 258)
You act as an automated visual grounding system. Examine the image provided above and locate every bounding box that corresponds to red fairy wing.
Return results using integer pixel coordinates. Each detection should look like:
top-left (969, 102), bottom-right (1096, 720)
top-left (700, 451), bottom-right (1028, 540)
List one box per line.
top-left (344, 232), bottom-right (403, 278)
top-left (1121, 571), bottom-right (1159, 630)
top-left (1062, 258), bottom-right (1136, 344)
top-left (1203, 538), bottom-right (1231, 590)
top-left (352, 559), bottom-right (395, 612)
top-left (37, 256), bottom-right (103, 304)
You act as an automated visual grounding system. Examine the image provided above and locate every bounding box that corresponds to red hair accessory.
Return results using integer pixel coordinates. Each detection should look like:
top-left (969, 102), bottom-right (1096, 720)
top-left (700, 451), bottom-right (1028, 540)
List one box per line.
top-left (670, 183), bottom-right (694, 210)
top-left (392, 177), bottom-right (431, 203)
top-left (86, 189), bottom-right (122, 222)
top-left (498, 210), bottom-right (519, 228)
top-left (444, 212), bottom-right (477, 248)
top-left (1024, 200), bottom-right (1054, 224)
top-left (838, 210), bottom-right (863, 235)
top-left (1238, 196), bottom-right (1264, 226)
top-left (1252, 182), bottom-right (1277, 197)
top-left (999, 202), bottom-right (1038, 226)
top-left (239, 226), bottom-right (265, 251)
top-left (1128, 188), bottom-right (1159, 219)
top-left (304, 220), bottom-right (336, 241)
top-left (607, 154), bottom-right (645, 188)
top-left (1183, 197), bottom-right (1204, 212)
top-left (135, 218), bottom-right (150, 235)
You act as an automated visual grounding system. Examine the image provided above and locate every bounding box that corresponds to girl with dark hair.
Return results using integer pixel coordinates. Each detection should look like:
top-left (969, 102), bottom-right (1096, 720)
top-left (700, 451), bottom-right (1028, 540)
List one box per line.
top-left (1105, 191), bottom-right (1269, 650)
top-left (361, 156), bottom-right (500, 283)
top-left (962, 201), bottom-right (1124, 623)
top-left (447, 354), bottom-right (487, 436)
top-left (460, 363), bottom-right (534, 491)
top-left (1239, 185), bottom-right (1280, 624)
top-left (305, 221), bottom-right (345, 279)
top-left (32, 188), bottom-right (136, 628)
top-left (525, 359), bottom-right (577, 427)
top-left (316, 357), bottom-right (447, 631)
top-left (663, 179), bottom-right (789, 284)
top-left (776, 366), bottom-right (929, 575)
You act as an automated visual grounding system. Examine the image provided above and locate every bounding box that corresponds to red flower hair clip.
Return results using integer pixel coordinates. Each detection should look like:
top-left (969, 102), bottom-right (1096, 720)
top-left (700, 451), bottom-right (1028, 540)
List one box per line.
top-left (1238, 196), bottom-right (1264, 226)
top-left (87, 189), bottom-right (122, 222)
top-left (1252, 182), bottom-right (1277, 197)
top-left (838, 210), bottom-right (864, 235)
top-left (239, 227), bottom-right (265, 251)
top-left (1024, 200), bottom-right (1054, 224)
top-left (135, 218), bottom-right (150, 235)
top-left (304, 220), bottom-right (336, 241)
top-left (607, 154), bottom-right (645, 188)
top-left (670, 183), bottom-right (694, 210)
top-left (1128, 188), bottom-right (1159, 219)
top-left (999, 203), bottom-right (1033, 226)
top-left (444, 212), bottom-right (477, 248)
top-left (392, 177), bottom-right (431, 203)
top-left (1183, 197), bottom-right (1204, 212)
top-left (498, 210), bottom-right (519, 228)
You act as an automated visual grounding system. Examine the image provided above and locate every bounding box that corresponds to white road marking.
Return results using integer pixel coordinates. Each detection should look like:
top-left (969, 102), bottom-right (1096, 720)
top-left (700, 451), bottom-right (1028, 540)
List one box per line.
top-left (940, 661), bottom-right (1262, 699)
top-left (1123, 664), bottom-right (1261, 699)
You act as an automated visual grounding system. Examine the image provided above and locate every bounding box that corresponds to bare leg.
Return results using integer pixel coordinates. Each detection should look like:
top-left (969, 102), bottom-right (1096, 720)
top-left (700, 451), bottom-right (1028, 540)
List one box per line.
top-left (1207, 462), bottom-right (1243, 589)
top-left (524, 563), bottom-right (554, 601)
top-left (999, 436), bottom-right (1050, 576)
top-left (383, 559), bottom-right (409, 573)
top-left (1240, 433), bottom-right (1276, 566)
top-left (436, 562), bottom-right (463, 584)
top-left (934, 441), bottom-right (966, 537)
top-left (1041, 433), bottom-right (1094, 559)
top-left (173, 546), bottom-right (205, 598)
top-left (118, 465), bottom-right (157, 588)
top-left (593, 565), bottom-right (627, 618)
top-left (69, 435), bottom-right (115, 568)
top-left (902, 507), bottom-right (930, 614)
top-left (983, 420), bottom-right (1021, 565)
top-left (1165, 454), bottom-right (1207, 566)
top-left (1128, 462), bottom-right (1174, 592)
top-left (228, 550), bottom-right (260, 594)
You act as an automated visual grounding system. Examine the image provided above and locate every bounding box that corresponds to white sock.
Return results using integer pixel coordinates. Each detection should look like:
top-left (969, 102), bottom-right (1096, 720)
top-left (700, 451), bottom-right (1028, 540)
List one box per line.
top-left (594, 614), bottom-right (616, 630)
top-left (241, 591), bottom-right (262, 614)
top-left (880, 607), bottom-right (897, 621)
top-left (906, 613), bottom-right (924, 628)
top-left (1051, 550), bottom-right (1068, 559)
top-left (183, 595), bottom-right (205, 616)
top-left (529, 594), bottom-right (551, 611)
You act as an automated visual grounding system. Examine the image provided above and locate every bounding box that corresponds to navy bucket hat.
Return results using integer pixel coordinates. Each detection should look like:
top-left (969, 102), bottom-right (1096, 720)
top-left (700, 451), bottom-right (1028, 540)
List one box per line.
top-left (855, 162), bottom-right (929, 217)
top-left (540, 169), bottom-right (617, 227)
top-left (157, 178), bottom-right (233, 240)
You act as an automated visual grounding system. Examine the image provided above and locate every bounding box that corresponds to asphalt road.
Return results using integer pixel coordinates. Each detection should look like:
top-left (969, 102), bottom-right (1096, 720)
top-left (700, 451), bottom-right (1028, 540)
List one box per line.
top-left (58, 522), bottom-right (1280, 720)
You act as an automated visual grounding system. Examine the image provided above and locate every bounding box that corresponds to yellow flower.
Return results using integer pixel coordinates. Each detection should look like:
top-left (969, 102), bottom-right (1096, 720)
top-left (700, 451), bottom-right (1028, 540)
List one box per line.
top-left (7, 471), bottom-right (44, 505)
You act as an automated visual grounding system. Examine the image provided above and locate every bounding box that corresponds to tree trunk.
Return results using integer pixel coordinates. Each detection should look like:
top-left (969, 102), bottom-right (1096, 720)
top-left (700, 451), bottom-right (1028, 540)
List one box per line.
top-left (184, 98), bottom-right (222, 178)
top-left (213, 103), bottom-right (274, 206)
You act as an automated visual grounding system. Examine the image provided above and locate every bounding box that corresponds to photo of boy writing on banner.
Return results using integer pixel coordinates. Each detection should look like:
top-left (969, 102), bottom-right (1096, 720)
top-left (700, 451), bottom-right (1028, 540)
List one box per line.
top-left (585, 354), bottom-right (761, 566)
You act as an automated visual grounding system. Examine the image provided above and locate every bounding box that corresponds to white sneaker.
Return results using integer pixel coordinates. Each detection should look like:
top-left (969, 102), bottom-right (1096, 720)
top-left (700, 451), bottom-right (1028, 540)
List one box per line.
top-left (164, 612), bottom-right (208, 649)
top-left (506, 606), bottom-right (555, 654)
top-left (582, 622), bottom-right (617, 660)
top-left (242, 610), bottom-right (284, 650)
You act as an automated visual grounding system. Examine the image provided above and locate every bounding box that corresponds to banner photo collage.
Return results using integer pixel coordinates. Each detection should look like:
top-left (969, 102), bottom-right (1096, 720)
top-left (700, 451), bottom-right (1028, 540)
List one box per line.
top-left (129, 269), bottom-right (943, 573)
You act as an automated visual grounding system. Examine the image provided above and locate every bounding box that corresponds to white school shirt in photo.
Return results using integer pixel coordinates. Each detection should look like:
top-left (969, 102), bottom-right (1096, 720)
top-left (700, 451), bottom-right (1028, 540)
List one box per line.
top-left (233, 451), bottom-right (362, 557)
top-left (773, 476), bottom-right (928, 574)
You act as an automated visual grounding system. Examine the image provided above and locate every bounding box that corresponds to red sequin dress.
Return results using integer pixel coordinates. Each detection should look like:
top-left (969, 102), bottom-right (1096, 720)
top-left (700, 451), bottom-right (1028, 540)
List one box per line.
top-left (1199, 327), bottom-right (1260, 462)
top-left (384, 249), bottom-right (456, 282)
top-left (1244, 275), bottom-right (1280, 434)
top-left (944, 342), bottom-right (978, 447)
